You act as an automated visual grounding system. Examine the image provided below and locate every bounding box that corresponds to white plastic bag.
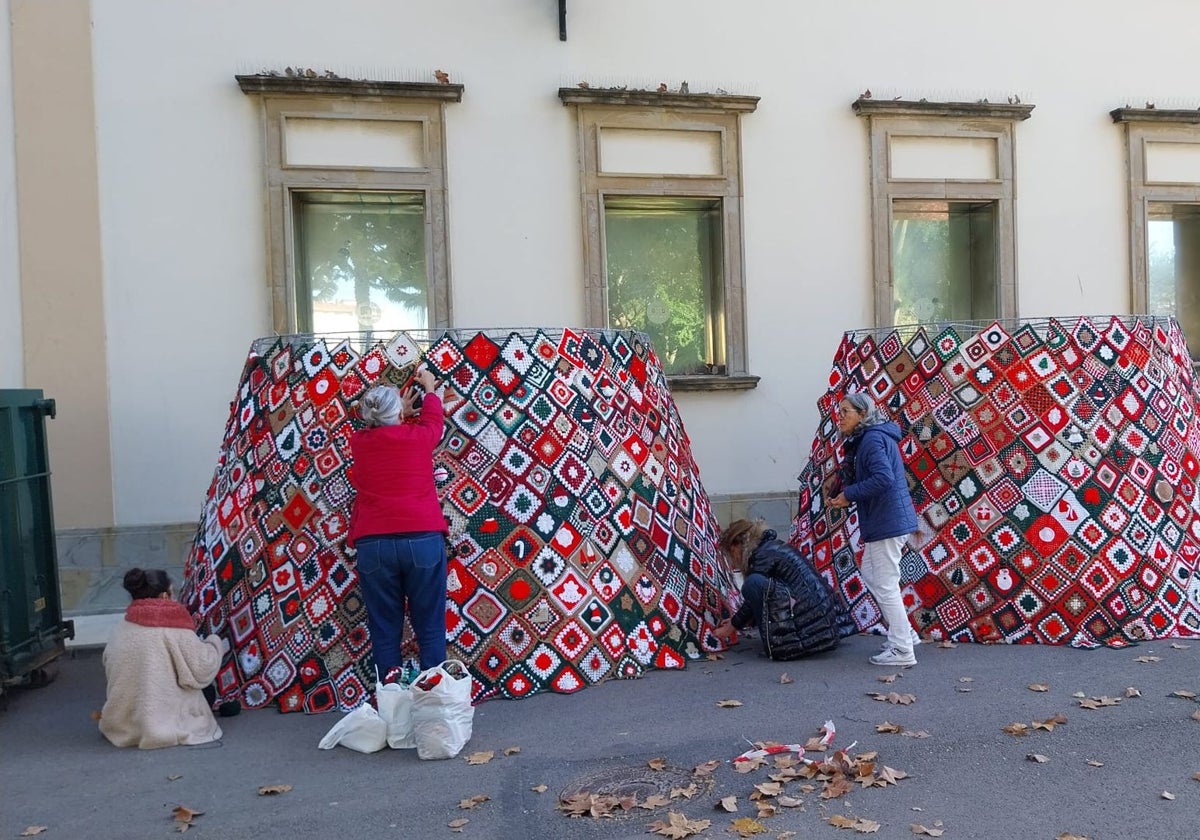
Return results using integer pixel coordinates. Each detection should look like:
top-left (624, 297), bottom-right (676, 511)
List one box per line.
top-left (376, 680), bottom-right (416, 749)
top-left (317, 703), bottom-right (387, 753)
top-left (411, 660), bottom-right (475, 760)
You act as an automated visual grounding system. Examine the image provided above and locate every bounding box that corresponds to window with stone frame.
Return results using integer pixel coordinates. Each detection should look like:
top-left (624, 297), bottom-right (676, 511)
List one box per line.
top-left (238, 75), bottom-right (460, 335)
top-left (855, 99), bottom-right (1033, 329)
top-left (1113, 108), bottom-right (1200, 352)
top-left (559, 88), bottom-right (759, 391)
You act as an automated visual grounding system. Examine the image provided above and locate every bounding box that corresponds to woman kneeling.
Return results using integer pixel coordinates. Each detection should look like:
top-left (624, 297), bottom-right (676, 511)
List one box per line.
top-left (100, 568), bottom-right (226, 749)
top-left (713, 519), bottom-right (848, 660)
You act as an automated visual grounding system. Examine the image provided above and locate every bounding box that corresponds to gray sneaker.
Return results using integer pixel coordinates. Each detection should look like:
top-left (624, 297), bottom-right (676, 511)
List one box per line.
top-left (870, 646), bottom-right (917, 667)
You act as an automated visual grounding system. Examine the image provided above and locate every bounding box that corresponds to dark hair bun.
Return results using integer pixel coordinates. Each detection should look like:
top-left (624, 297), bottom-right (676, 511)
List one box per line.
top-left (123, 567), bottom-right (171, 600)
top-left (122, 568), bottom-right (147, 596)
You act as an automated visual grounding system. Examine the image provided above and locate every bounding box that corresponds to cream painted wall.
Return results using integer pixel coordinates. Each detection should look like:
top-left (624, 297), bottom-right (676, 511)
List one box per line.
top-left (0, 0), bottom-right (21, 389)
top-left (86, 0), bottom-right (1200, 526)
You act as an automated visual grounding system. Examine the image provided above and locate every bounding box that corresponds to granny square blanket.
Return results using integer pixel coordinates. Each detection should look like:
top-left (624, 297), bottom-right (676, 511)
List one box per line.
top-left (181, 329), bottom-right (737, 712)
top-left (791, 316), bottom-right (1200, 648)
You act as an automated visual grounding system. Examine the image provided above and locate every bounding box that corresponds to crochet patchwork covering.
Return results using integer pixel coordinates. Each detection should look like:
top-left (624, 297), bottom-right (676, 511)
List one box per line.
top-left (181, 329), bottom-right (736, 712)
top-left (791, 316), bottom-right (1200, 648)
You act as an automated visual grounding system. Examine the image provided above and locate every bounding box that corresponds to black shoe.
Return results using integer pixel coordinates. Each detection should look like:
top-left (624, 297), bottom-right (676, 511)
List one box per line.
top-left (218, 701), bottom-right (242, 717)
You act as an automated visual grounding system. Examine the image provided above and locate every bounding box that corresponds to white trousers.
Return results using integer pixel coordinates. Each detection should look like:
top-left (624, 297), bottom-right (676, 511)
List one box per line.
top-left (860, 535), bottom-right (914, 652)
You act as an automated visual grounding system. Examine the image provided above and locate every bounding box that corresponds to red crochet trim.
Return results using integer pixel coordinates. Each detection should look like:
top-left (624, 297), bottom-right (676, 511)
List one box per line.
top-left (125, 598), bottom-right (198, 630)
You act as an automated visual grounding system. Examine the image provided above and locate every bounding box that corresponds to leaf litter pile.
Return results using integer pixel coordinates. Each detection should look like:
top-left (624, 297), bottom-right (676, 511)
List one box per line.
top-left (553, 722), bottom-right (915, 837)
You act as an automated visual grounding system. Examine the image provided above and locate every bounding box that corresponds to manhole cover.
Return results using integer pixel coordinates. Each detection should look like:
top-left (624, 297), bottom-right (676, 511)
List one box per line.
top-left (558, 765), bottom-right (713, 817)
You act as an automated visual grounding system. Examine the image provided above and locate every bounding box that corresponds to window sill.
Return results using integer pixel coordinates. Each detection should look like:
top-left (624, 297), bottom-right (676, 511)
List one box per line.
top-left (667, 374), bottom-right (760, 392)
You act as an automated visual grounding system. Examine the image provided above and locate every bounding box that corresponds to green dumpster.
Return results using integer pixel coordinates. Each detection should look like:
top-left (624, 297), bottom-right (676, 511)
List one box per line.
top-left (0, 389), bottom-right (74, 691)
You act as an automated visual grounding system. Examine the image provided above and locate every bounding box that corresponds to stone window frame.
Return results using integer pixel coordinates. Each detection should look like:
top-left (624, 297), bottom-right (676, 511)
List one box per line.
top-left (558, 88), bottom-right (760, 392)
top-left (1111, 108), bottom-right (1200, 314)
top-left (237, 76), bottom-right (462, 334)
top-left (854, 99), bottom-right (1034, 328)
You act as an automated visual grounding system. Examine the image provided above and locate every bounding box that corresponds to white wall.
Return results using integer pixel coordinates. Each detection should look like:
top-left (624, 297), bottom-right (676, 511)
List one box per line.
top-left (0, 0), bottom-right (22, 389)
top-left (87, 0), bottom-right (1200, 525)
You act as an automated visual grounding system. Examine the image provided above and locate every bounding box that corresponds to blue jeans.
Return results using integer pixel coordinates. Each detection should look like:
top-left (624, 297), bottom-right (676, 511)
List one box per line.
top-left (355, 532), bottom-right (448, 676)
top-left (739, 573), bottom-right (769, 629)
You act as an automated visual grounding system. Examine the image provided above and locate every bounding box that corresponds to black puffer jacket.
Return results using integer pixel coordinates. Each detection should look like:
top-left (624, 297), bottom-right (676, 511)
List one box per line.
top-left (731, 531), bottom-right (853, 660)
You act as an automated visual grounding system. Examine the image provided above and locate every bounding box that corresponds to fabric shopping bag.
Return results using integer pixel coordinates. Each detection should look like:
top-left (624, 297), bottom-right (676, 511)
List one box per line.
top-left (376, 679), bottom-right (416, 750)
top-left (317, 703), bottom-right (387, 753)
top-left (411, 659), bottom-right (475, 760)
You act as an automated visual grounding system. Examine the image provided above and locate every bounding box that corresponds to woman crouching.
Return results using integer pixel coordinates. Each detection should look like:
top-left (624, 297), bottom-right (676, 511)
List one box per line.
top-left (99, 568), bottom-right (226, 749)
top-left (712, 519), bottom-right (847, 659)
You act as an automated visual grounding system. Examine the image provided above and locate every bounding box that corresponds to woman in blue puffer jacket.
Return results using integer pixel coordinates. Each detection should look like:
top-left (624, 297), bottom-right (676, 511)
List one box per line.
top-left (828, 393), bottom-right (920, 667)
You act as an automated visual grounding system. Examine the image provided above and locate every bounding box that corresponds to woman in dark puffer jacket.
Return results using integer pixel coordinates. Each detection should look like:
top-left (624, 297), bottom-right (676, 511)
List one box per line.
top-left (713, 518), bottom-right (851, 660)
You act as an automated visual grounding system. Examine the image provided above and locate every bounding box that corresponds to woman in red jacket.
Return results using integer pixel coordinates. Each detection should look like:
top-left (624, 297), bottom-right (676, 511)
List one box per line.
top-left (348, 367), bottom-right (447, 681)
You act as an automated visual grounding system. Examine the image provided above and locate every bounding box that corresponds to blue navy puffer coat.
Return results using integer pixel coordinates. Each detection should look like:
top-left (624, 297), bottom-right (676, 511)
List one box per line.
top-left (842, 422), bottom-right (918, 542)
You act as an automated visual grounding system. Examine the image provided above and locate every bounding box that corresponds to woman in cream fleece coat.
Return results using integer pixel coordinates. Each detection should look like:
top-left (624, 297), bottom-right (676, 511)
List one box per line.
top-left (100, 568), bottom-right (226, 749)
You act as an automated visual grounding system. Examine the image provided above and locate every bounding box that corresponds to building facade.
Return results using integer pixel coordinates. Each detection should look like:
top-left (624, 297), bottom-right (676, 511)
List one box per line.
top-left (4, 0), bottom-right (1200, 630)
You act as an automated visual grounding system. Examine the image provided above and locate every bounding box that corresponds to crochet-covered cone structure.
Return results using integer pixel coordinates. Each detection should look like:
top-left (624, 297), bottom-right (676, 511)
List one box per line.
top-left (791, 316), bottom-right (1200, 648)
top-left (181, 329), bottom-right (737, 712)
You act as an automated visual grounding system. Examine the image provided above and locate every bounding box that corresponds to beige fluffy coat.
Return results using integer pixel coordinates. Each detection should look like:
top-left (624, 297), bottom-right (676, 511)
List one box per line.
top-left (99, 609), bottom-right (224, 749)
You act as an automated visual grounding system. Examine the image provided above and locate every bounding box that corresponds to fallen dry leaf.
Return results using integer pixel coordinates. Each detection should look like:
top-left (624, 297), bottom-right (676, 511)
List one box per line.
top-left (1027, 754), bottom-right (1050, 764)
top-left (448, 817), bottom-right (469, 832)
top-left (1134, 655), bottom-right (1162, 663)
top-left (874, 765), bottom-right (908, 786)
top-left (1086, 760), bottom-right (1104, 767)
top-left (730, 816), bottom-right (767, 837)
top-left (956, 686), bottom-right (972, 693)
top-left (1192, 710), bottom-right (1200, 723)
top-left (458, 795), bottom-right (490, 809)
top-left (641, 794), bottom-right (671, 809)
top-left (716, 699), bottom-right (744, 708)
top-left (1002, 722), bottom-right (1030, 736)
top-left (503, 746), bottom-right (521, 756)
top-left (877, 673), bottom-right (900, 684)
top-left (1071, 691), bottom-right (1086, 698)
top-left (1077, 696), bottom-right (1121, 709)
top-left (829, 815), bottom-right (857, 829)
top-left (777, 834), bottom-right (797, 840)
top-left (902, 729), bottom-right (932, 739)
top-left (648, 757), bottom-right (668, 770)
top-left (257, 783), bottom-right (292, 795)
top-left (780, 673), bottom-right (794, 685)
top-left (1162, 791), bottom-right (1176, 800)
top-left (1169, 690), bottom-right (1198, 700)
top-left (693, 759), bottom-right (720, 777)
top-left (777, 795), bottom-right (803, 808)
top-left (773, 755), bottom-right (801, 769)
top-left (828, 815), bottom-right (881, 833)
top-left (706, 653), bottom-right (724, 661)
top-left (876, 721), bottom-right (904, 734)
top-left (669, 783), bottom-right (698, 800)
top-left (755, 802), bottom-right (777, 819)
top-left (531, 784), bottom-right (548, 793)
top-left (753, 781), bottom-right (783, 797)
top-left (804, 735), bottom-right (829, 751)
top-left (938, 640), bottom-right (957, 649)
top-left (167, 774), bottom-right (183, 782)
top-left (20, 829), bottom-right (47, 837)
top-left (1171, 643), bottom-right (1190, 650)
top-left (1055, 834), bottom-right (1089, 840)
top-left (1033, 713), bottom-right (1068, 732)
top-left (734, 755), bottom-right (764, 774)
top-left (868, 691), bottom-right (916, 705)
top-left (648, 811), bottom-right (712, 838)
top-left (912, 826), bottom-right (945, 837)
top-left (466, 751), bottom-right (495, 765)
top-left (959, 676), bottom-right (974, 683)
top-left (820, 777), bottom-right (853, 799)
top-left (718, 795), bottom-right (738, 812)
top-left (1192, 772), bottom-right (1200, 781)
top-left (1028, 683), bottom-right (1050, 692)
top-left (1126, 686), bottom-right (1142, 698)
top-left (172, 806), bottom-right (203, 823)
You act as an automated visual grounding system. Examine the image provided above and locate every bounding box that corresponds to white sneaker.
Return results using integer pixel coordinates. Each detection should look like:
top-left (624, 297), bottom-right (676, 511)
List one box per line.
top-left (870, 646), bottom-right (917, 667)
top-left (880, 633), bottom-right (921, 650)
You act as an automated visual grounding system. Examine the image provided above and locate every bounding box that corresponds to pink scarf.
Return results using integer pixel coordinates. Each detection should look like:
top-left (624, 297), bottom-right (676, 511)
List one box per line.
top-left (125, 598), bottom-right (198, 630)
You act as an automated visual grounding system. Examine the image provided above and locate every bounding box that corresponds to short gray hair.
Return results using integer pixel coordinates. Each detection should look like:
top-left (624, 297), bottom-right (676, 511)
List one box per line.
top-left (360, 385), bottom-right (402, 427)
top-left (843, 392), bottom-right (885, 428)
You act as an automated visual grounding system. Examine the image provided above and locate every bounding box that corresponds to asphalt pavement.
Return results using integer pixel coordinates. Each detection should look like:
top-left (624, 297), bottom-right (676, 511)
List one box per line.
top-left (2, 633), bottom-right (1197, 840)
